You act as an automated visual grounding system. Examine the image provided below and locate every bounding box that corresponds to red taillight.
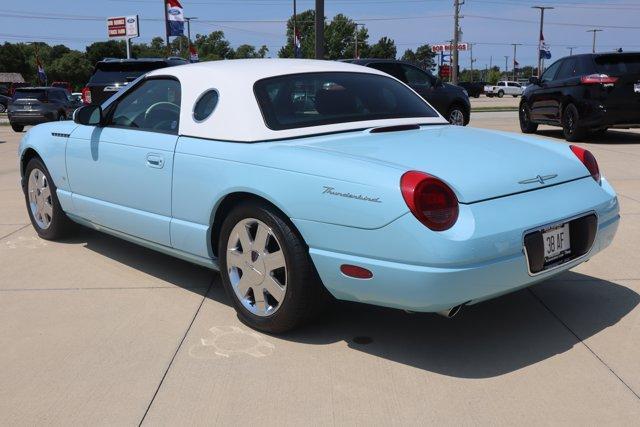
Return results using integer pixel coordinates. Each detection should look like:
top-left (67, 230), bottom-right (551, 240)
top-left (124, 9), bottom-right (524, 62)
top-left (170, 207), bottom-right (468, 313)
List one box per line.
top-left (570, 145), bottom-right (601, 184)
top-left (81, 86), bottom-right (92, 105)
top-left (340, 264), bottom-right (373, 279)
top-left (580, 74), bottom-right (618, 85)
top-left (400, 171), bottom-right (459, 231)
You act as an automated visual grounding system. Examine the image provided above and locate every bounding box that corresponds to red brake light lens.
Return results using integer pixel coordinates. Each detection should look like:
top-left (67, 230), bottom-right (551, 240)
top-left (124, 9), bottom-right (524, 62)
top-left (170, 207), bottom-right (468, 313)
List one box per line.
top-left (570, 145), bottom-right (601, 184)
top-left (81, 86), bottom-right (92, 105)
top-left (580, 74), bottom-right (618, 85)
top-left (401, 171), bottom-right (459, 231)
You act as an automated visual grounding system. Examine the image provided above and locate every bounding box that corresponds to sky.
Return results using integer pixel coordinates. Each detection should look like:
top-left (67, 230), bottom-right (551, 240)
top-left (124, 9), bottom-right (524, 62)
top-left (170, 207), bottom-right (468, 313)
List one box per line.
top-left (1, 0), bottom-right (639, 69)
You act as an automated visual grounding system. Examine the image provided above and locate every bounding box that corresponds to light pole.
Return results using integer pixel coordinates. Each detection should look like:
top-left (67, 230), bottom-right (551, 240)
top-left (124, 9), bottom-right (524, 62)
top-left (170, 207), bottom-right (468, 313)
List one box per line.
top-left (451, 0), bottom-right (463, 85)
top-left (587, 29), bottom-right (603, 53)
top-left (504, 55), bottom-right (509, 77)
top-left (469, 43), bottom-right (475, 82)
top-left (532, 6), bottom-right (554, 77)
top-left (511, 43), bottom-right (522, 81)
top-left (567, 46), bottom-right (577, 56)
top-left (184, 17), bottom-right (197, 59)
top-left (292, 0), bottom-right (297, 56)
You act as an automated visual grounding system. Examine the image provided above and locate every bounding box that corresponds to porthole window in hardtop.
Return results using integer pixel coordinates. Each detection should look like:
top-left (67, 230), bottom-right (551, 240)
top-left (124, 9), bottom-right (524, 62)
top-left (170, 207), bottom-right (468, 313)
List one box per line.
top-left (193, 89), bottom-right (219, 122)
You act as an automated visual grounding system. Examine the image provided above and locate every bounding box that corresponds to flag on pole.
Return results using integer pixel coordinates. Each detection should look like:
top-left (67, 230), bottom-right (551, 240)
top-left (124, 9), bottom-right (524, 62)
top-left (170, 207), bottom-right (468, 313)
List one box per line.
top-left (539, 32), bottom-right (552, 60)
top-left (294, 28), bottom-right (302, 58)
top-left (35, 47), bottom-right (47, 85)
top-left (514, 60), bottom-right (519, 67)
top-left (166, 0), bottom-right (185, 37)
top-left (189, 45), bottom-right (199, 63)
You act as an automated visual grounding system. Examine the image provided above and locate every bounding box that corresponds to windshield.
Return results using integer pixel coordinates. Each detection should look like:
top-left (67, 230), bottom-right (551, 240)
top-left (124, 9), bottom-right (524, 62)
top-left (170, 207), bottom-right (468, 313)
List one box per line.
top-left (89, 62), bottom-right (169, 84)
top-left (13, 89), bottom-right (47, 101)
top-left (595, 54), bottom-right (640, 75)
top-left (254, 72), bottom-right (438, 131)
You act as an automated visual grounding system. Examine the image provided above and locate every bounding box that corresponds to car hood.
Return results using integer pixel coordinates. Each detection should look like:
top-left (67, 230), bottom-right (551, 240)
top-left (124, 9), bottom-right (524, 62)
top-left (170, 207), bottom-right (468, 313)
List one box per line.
top-left (288, 125), bottom-right (590, 204)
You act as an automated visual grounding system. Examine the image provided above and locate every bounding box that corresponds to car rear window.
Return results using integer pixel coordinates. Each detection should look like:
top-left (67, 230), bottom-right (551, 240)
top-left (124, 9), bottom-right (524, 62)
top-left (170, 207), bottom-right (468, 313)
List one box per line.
top-left (13, 89), bottom-right (47, 101)
top-left (89, 62), bottom-right (170, 84)
top-left (254, 72), bottom-right (438, 131)
top-left (594, 54), bottom-right (640, 75)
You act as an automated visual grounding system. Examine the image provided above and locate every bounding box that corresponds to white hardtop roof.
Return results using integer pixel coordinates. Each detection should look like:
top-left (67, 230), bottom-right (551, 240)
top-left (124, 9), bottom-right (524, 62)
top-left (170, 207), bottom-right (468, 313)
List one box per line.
top-left (147, 59), bottom-right (447, 142)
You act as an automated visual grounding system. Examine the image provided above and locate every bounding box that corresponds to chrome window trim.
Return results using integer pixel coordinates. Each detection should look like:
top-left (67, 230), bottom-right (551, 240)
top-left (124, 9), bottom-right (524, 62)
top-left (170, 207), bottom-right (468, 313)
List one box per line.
top-left (192, 89), bottom-right (219, 123)
top-left (521, 210), bottom-right (598, 277)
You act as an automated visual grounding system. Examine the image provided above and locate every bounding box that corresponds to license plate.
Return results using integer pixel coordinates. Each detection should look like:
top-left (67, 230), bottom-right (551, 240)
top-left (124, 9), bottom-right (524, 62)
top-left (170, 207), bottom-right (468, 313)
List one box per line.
top-left (25, 105), bottom-right (32, 111)
top-left (635, 82), bottom-right (640, 94)
top-left (542, 223), bottom-right (571, 262)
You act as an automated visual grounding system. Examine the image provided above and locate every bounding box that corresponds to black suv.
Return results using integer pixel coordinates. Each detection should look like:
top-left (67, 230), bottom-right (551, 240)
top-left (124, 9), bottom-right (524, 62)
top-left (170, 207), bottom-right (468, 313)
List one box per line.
top-left (8, 87), bottom-right (75, 132)
top-left (343, 59), bottom-right (471, 125)
top-left (82, 58), bottom-right (188, 105)
top-left (457, 81), bottom-right (487, 98)
top-left (520, 52), bottom-right (640, 141)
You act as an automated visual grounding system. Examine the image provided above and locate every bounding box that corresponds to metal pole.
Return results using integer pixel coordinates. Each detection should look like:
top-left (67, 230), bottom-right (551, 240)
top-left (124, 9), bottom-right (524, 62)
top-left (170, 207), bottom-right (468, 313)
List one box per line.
top-left (504, 55), bottom-right (509, 75)
top-left (469, 43), bottom-right (473, 82)
top-left (163, 0), bottom-right (169, 50)
top-left (126, 38), bottom-right (131, 59)
top-left (489, 55), bottom-right (492, 70)
top-left (567, 46), bottom-right (577, 56)
top-left (452, 0), bottom-right (462, 84)
top-left (587, 29), bottom-right (602, 53)
top-left (511, 43), bottom-right (521, 81)
top-left (293, 0), bottom-right (297, 56)
top-left (315, 0), bottom-right (324, 59)
top-left (532, 6), bottom-right (553, 77)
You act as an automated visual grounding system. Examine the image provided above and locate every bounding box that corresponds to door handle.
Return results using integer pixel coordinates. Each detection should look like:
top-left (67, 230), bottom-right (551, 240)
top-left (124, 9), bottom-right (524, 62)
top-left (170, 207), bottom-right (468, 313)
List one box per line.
top-left (146, 154), bottom-right (165, 169)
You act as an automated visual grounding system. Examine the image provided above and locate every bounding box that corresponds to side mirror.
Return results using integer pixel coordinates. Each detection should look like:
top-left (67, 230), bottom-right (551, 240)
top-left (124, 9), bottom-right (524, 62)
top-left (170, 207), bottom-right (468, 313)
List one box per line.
top-left (73, 105), bottom-right (103, 126)
top-left (529, 76), bottom-right (540, 86)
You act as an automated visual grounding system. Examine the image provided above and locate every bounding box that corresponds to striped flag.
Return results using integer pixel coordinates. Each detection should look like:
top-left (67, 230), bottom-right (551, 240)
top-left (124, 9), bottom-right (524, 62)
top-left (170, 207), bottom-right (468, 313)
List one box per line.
top-left (166, 0), bottom-right (185, 37)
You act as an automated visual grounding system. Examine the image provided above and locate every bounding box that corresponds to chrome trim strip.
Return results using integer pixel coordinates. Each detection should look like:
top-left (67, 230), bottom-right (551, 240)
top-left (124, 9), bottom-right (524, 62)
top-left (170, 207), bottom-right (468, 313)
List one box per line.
top-left (522, 210), bottom-right (598, 277)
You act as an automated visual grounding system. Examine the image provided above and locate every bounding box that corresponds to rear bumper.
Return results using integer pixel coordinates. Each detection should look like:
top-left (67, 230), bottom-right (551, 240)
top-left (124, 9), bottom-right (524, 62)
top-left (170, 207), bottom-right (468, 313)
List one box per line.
top-left (8, 112), bottom-right (55, 125)
top-left (296, 177), bottom-right (619, 312)
top-left (579, 100), bottom-right (640, 128)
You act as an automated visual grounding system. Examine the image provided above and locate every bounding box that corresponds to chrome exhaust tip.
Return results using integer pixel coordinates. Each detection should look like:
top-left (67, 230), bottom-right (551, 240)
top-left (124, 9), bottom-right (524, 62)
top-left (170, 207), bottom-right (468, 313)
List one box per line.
top-left (437, 304), bottom-right (464, 319)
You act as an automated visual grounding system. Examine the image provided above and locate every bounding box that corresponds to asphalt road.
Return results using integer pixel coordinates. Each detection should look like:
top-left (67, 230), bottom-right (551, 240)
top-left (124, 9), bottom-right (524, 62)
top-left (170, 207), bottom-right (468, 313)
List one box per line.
top-left (1, 114), bottom-right (639, 425)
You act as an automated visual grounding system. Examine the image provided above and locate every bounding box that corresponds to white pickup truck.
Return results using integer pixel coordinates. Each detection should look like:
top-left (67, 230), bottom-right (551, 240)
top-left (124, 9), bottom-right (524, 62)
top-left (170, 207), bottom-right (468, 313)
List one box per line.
top-left (484, 81), bottom-right (523, 98)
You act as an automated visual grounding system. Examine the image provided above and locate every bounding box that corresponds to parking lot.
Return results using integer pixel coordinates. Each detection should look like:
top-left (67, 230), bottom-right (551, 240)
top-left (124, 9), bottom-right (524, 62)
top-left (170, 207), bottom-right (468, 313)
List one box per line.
top-left (1, 113), bottom-right (639, 425)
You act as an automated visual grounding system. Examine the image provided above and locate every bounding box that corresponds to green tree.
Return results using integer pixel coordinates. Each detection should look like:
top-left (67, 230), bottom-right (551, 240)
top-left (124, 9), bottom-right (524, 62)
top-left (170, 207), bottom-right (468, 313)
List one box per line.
top-left (414, 44), bottom-right (436, 70)
top-left (48, 51), bottom-right (92, 90)
top-left (369, 37), bottom-right (396, 59)
top-left (278, 9), bottom-right (317, 59)
top-left (257, 45), bottom-right (269, 58)
top-left (234, 44), bottom-right (269, 59)
top-left (193, 31), bottom-right (233, 60)
top-left (0, 42), bottom-right (30, 79)
top-left (324, 14), bottom-right (369, 59)
top-left (401, 49), bottom-right (417, 62)
top-left (85, 40), bottom-right (126, 65)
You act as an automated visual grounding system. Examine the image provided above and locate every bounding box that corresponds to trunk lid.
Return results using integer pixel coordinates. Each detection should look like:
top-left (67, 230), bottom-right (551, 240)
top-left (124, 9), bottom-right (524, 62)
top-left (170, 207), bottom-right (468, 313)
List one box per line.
top-left (291, 125), bottom-right (590, 203)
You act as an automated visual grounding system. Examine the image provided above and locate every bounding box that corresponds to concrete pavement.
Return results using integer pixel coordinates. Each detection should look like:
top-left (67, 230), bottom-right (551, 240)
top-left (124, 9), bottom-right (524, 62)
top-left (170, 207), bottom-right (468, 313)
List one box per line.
top-left (0, 115), bottom-right (639, 425)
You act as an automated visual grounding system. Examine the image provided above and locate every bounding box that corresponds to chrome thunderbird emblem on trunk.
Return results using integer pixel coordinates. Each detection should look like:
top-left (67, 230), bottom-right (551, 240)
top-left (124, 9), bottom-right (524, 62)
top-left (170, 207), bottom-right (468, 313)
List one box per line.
top-left (518, 174), bottom-right (558, 185)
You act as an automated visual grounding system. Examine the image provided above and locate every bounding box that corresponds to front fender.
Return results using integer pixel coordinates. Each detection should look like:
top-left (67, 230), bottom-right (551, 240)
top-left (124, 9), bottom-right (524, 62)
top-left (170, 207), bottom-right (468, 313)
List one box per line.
top-left (18, 122), bottom-right (78, 192)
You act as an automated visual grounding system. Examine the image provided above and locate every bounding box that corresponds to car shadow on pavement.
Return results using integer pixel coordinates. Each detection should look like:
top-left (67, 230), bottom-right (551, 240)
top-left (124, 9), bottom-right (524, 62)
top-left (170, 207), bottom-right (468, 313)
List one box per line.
top-left (537, 128), bottom-right (640, 144)
top-left (71, 226), bottom-right (638, 379)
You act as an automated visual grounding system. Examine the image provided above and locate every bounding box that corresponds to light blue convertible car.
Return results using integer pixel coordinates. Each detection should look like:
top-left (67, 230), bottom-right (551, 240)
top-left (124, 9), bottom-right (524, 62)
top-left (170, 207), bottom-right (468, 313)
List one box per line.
top-left (18, 59), bottom-right (619, 332)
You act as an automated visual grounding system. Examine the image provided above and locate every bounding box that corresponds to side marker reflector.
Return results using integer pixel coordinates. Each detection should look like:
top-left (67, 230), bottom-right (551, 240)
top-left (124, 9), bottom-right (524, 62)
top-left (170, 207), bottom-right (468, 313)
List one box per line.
top-left (340, 264), bottom-right (373, 279)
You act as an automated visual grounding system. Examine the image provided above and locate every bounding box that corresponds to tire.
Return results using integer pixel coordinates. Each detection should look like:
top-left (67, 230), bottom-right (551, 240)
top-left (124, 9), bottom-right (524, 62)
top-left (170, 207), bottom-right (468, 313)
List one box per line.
top-left (11, 124), bottom-right (24, 132)
top-left (447, 104), bottom-right (467, 126)
top-left (512, 95), bottom-right (518, 98)
top-left (486, 94), bottom-right (494, 98)
top-left (218, 200), bottom-right (326, 333)
top-left (562, 103), bottom-right (588, 142)
top-left (497, 90), bottom-right (504, 98)
top-left (0, 103), bottom-right (6, 113)
top-left (519, 102), bottom-right (538, 134)
top-left (23, 157), bottom-right (74, 240)
top-left (58, 113), bottom-right (66, 121)
top-left (474, 94), bottom-right (480, 98)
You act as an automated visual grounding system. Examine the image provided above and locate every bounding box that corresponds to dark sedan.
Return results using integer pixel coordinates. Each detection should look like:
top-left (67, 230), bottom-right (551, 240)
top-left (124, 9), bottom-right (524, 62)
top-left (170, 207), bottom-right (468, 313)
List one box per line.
top-left (8, 87), bottom-right (76, 132)
top-left (343, 59), bottom-right (471, 125)
top-left (520, 52), bottom-right (640, 141)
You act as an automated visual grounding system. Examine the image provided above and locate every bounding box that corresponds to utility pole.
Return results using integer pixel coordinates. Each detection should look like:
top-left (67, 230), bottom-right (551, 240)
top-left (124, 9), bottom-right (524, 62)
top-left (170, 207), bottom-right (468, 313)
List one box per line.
top-left (532, 6), bottom-right (554, 77)
top-left (587, 29), bottom-right (603, 53)
top-left (504, 55), bottom-right (509, 77)
top-left (163, 0), bottom-right (169, 51)
top-left (354, 23), bottom-right (364, 59)
top-left (567, 46), bottom-right (577, 56)
top-left (293, 0), bottom-right (297, 55)
top-left (511, 43), bottom-right (522, 81)
top-left (315, 0), bottom-right (324, 59)
top-left (489, 55), bottom-right (492, 70)
top-left (451, 0), bottom-right (463, 84)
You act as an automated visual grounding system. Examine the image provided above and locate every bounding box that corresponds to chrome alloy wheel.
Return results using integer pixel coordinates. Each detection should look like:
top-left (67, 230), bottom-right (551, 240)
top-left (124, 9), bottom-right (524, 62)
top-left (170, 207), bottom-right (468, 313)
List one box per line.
top-left (27, 168), bottom-right (53, 229)
top-left (226, 218), bottom-right (287, 317)
top-left (449, 109), bottom-right (465, 126)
